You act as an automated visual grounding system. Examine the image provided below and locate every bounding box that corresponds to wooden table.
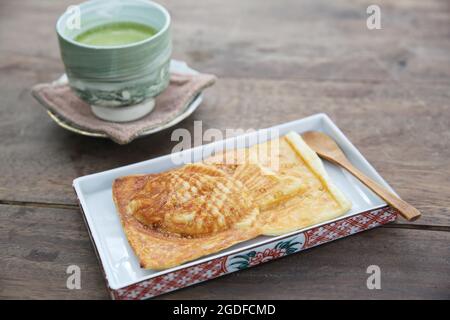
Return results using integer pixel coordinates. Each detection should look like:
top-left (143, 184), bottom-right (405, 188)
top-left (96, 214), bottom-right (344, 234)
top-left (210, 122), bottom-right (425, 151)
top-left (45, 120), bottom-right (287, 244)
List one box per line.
top-left (1, 0), bottom-right (449, 299)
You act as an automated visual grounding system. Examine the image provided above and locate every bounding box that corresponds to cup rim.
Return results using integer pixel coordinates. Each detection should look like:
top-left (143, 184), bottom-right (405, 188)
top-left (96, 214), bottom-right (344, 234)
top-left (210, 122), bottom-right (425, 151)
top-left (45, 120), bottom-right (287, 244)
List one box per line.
top-left (56, 0), bottom-right (171, 50)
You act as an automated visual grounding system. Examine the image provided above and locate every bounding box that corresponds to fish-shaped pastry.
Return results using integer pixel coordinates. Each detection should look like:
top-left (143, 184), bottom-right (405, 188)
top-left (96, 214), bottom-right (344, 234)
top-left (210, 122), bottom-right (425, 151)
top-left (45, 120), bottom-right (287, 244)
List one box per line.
top-left (113, 163), bottom-right (262, 269)
top-left (112, 132), bottom-right (351, 269)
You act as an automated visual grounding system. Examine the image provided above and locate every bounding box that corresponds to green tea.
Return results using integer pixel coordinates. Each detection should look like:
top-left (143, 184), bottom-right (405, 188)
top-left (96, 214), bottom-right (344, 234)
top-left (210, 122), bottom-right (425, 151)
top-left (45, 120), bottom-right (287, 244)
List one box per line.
top-left (75, 22), bottom-right (157, 46)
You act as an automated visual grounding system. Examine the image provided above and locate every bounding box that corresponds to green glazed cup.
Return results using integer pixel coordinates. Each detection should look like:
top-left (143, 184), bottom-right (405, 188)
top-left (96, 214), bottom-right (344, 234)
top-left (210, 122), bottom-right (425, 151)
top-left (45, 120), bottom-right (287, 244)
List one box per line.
top-left (56, 0), bottom-right (172, 122)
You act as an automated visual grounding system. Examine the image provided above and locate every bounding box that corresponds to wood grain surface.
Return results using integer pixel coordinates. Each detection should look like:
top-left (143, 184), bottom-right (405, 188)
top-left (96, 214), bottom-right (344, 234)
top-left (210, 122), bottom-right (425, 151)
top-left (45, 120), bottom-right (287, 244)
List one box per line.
top-left (0, 0), bottom-right (449, 299)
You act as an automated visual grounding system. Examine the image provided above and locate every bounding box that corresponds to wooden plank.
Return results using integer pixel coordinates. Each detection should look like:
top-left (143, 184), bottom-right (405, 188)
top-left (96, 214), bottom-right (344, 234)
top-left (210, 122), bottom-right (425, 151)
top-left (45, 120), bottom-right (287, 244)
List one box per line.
top-left (0, 204), bottom-right (108, 299)
top-left (1, 204), bottom-right (448, 299)
top-left (167, 0), bottom-right (450, 84)
top-left (0, 76), bottom-right (448, 226)
top-left (1, 0), bottom-right (449, 83)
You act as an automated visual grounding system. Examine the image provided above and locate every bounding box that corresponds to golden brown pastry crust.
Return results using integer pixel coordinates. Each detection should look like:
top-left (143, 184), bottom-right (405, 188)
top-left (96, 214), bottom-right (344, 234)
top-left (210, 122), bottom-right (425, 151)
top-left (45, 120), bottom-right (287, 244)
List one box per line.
top-left (112, 171), bottom-right (262, 270)
top-left (257, 133), bottom-right (352, 235)
top-left (112, 132), bottom-right (351, 269)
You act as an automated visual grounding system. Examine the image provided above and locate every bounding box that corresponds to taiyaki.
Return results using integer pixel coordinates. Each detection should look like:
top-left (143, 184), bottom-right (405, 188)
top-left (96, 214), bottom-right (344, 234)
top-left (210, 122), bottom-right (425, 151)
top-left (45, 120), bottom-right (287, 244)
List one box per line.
top-left (112, 132), bottom-right (351, 269)
top-left (113, 163), bottom-right (263, 269)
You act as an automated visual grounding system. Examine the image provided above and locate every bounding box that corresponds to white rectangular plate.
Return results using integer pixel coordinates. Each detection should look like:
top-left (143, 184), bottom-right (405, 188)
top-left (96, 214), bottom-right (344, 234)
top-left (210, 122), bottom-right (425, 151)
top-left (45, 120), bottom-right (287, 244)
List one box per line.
top-left (73, 113), bottom-right (393, 290)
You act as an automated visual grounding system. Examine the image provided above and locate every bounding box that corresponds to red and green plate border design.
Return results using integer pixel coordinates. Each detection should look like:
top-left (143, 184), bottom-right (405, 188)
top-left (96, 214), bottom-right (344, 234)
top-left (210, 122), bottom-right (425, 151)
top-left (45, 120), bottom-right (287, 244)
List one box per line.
top-left (104, 205), bottom-right (398, 300)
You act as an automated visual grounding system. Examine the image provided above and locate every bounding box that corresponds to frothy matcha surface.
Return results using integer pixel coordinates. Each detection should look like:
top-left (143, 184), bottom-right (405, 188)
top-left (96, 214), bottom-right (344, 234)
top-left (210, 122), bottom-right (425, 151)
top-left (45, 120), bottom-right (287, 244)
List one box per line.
top-left (74, 22), bottom-right (157, 46)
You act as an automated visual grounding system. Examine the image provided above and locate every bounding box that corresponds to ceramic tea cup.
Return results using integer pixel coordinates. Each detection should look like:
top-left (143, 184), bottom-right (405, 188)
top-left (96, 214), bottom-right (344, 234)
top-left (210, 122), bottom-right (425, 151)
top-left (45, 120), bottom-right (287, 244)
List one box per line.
top-left (56, 0), bottom-right (172, 122)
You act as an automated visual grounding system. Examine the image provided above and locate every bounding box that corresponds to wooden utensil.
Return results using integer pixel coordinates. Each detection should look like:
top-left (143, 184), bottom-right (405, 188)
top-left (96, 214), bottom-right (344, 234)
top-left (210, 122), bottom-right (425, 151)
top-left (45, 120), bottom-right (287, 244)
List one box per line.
top-left (302, 131), bottom-right (421, 221)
